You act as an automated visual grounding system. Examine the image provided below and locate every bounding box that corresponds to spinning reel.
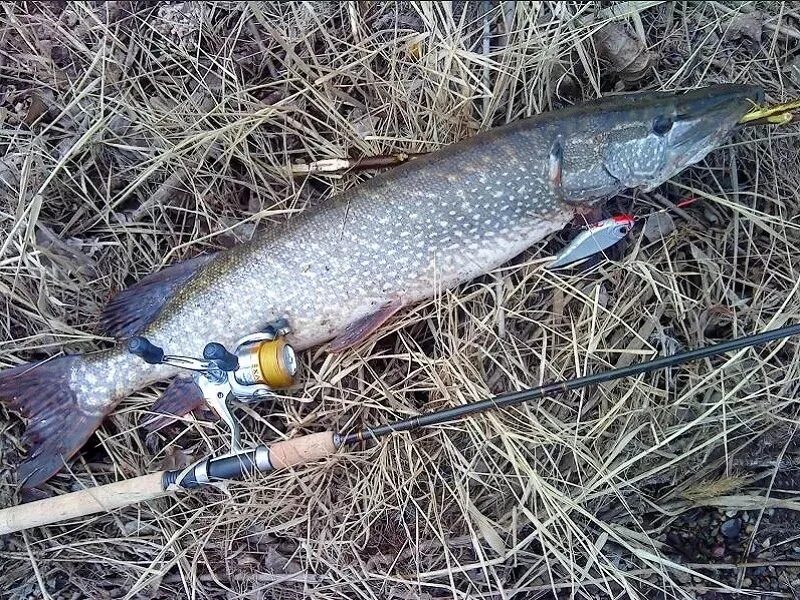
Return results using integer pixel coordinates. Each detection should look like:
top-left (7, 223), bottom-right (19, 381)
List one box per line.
top-left (127, 319), bottom-right (298, 453)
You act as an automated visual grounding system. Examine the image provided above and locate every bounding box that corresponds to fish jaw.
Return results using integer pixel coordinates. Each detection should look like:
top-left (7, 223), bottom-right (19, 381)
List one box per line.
top-left (509, 84), bottom-right (762, 202)
top-left (568, 85), bottom-right (762, 193)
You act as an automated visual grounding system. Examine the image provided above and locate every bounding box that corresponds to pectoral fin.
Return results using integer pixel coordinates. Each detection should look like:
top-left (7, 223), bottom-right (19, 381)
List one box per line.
top-left (328, 299), bottom-right (404, 353)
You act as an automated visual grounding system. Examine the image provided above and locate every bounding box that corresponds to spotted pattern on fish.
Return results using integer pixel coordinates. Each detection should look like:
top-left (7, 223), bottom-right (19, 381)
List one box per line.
top-left (0, 84), bottom-right (763, 487)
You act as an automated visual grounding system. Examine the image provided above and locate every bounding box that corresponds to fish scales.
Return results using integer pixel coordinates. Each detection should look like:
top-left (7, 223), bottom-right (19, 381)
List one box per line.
top-left (0, 84), bottom-right (762, 487)
top-left (71, 125), bottom-right (576, 409)
top-left (154, 124), bottom-right (575, 351)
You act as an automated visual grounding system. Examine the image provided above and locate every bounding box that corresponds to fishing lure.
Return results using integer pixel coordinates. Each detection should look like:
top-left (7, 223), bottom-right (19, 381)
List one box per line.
top-left (738, 99), bottom-right (800, 127)
top-left (547, 214), bottom-right (635, 270)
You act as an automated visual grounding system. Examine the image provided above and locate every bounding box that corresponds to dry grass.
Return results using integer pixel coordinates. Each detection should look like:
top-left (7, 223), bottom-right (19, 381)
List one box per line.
top-left (2, 1), bottom-right (800, 598)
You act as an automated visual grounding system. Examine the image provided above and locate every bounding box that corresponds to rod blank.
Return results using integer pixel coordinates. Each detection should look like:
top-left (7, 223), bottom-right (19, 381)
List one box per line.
top-left (342, 323), bottom-right (800, 445)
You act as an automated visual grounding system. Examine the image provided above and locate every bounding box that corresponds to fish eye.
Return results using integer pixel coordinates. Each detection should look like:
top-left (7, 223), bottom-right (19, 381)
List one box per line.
top-left (652, 115), bottom-right (674, 136)
top-left (616, 225), bottom-right (630, 236)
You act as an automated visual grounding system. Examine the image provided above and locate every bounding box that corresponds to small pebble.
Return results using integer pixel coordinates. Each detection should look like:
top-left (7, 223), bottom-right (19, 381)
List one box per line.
top-left (725, 510), bottom-right (739, 518)
top-left (792, 546), bottom-right (800, 554)
top-left (745, 524), bottom-right (754, 534)
top-left (720, 518), bottom-right (742, 538)
top-left (743, 577), bottom-right (752, 587)
top-left (762, 537), bottom-right (771, 548)
top-left (766, 508), bottom-right (775, 517)
top-left (122, 520), bottom-right (156, 535)
top-left (667, 532), bottom-right (683, 547)
top-left (742, 512), bottom-right (750, 523)
top-left (711, 544), bottom-right (726, 558)
top-left (674, 570), bottom-right (691, 585)
top-left (643, 211), bottom-right (675, 242)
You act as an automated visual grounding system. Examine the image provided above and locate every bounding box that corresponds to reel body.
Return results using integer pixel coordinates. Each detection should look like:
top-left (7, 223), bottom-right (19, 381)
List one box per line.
top-left (127, 319), bottom-right (298, 454)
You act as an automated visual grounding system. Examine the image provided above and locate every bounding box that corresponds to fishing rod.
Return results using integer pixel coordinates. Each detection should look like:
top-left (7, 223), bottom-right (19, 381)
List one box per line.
top-left (1, 322), bottom-right (799, 535)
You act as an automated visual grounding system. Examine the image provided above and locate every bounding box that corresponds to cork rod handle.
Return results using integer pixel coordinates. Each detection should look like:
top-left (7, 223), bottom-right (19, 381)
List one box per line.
top-left (0, 432), bottom-right (342, 536)
top-left (0, 472), bottom-right (168, 536)
top-left (268, 431), bottom-right (338, 469)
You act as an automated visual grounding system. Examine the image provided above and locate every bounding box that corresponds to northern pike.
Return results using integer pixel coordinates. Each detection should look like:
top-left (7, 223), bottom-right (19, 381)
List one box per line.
top-left (0, 84), bottom-right (762, 488)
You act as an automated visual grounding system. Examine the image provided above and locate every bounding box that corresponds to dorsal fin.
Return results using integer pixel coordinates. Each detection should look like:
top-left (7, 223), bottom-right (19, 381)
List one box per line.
top-left (99, 253), bottom-right (215, 338)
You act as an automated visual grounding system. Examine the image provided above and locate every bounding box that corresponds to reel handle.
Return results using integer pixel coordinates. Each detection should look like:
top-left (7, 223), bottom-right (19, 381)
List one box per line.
top-left (203, 342), bottom-right (239, 371)
top-left (127, 336), bottom-right (164, 364)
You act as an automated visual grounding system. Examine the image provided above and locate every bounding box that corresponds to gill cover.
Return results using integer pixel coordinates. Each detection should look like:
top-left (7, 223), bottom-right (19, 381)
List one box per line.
top-left (601, 84), bottom-right (763, 190)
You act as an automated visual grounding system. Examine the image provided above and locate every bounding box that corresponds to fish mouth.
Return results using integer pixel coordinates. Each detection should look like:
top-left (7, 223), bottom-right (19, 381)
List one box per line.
top-left (669, 84), bottom-right (764, 162)
top-left (676, 84), bottom-right (764, 125)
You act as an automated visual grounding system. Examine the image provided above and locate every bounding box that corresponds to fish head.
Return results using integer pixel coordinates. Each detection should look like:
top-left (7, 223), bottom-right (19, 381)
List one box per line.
top-left (598, 84), bottom-right (763, 193)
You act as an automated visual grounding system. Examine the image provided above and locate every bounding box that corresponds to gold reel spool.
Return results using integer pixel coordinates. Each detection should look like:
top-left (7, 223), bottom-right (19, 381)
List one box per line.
top-left (256, 338), bottom-right (297, 388)
top-left (234, 338), bottom-right (297, 389)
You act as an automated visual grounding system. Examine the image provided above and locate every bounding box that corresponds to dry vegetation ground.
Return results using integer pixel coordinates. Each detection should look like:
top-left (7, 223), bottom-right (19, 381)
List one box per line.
top-left (2, 1), bottom-right (800, 598)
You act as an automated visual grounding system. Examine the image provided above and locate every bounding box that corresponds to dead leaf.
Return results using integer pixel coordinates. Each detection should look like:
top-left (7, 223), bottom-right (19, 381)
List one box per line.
top-left (466, 499), bottom-right (506, 555)
top-left (696, 495), bottom-right (800, 512)
top-left (643, 212), bottom-right (676, 242)
top-left (784, 55), bottom-right (800, 86)
top-left (592, 21), bottom-right (652, 81)
top-left (159, 446), bottom-right (191, 471)
top-left (263, 546), bottom-right (303, 574)
top-left (35, 223), bottom-right (96, 269)
top-left (724, 11), bottom-right (763, 42)
top-left (23, 93), bottom-right (48, 125)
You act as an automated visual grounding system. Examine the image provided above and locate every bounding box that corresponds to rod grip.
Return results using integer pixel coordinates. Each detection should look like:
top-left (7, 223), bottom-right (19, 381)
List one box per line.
top-left (268, 432), bottom-right (338, 469)
top-left (0, 472), bottom-right (167, 536)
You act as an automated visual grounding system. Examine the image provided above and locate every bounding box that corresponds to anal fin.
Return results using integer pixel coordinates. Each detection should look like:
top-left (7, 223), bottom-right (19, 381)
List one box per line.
top-left (329, 298), bottom-right (404, 353)
top-left (143, 376), bottom-right (206, 433)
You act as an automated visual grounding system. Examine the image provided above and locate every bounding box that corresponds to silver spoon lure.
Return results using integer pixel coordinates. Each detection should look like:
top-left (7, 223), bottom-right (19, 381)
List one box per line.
top-left (547, 214), bottom-right (635, 270)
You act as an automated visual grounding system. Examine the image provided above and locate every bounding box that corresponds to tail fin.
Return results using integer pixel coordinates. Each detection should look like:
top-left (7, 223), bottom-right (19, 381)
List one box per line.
top-left (0, 357), bottom-right (109, 488)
